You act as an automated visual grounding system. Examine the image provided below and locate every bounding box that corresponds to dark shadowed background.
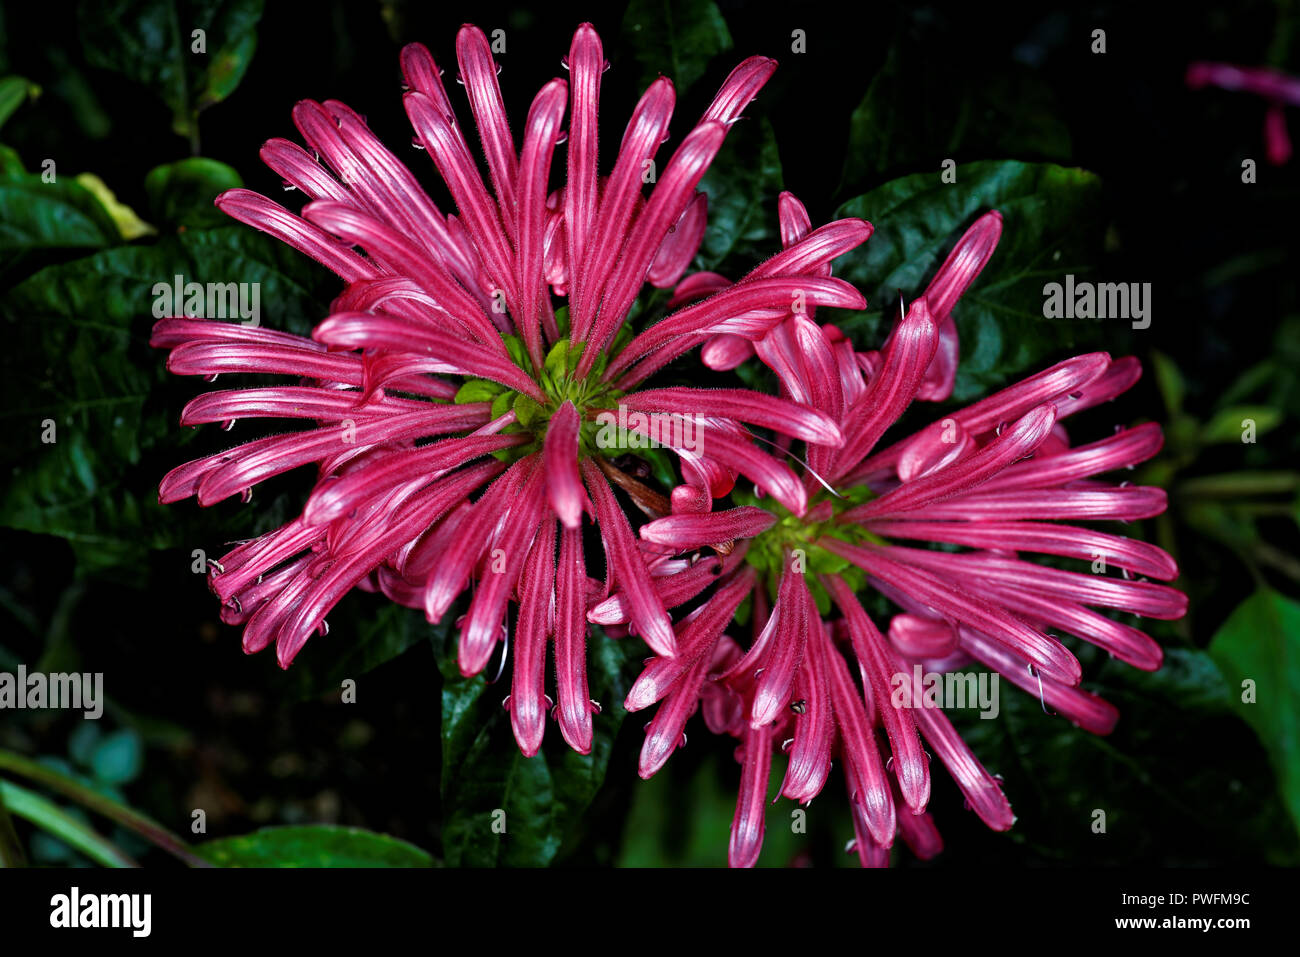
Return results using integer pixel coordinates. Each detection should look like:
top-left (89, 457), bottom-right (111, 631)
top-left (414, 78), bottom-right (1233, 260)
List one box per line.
top-left (0, 0), bottom-right (1296, 867)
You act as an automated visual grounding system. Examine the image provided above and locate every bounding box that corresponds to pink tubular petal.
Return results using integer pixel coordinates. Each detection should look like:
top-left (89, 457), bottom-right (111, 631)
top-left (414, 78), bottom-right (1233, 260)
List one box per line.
top-left (956, 626), bottom-right (1121, 733)
top-left (981, 422), bottom-right (1165, 491)
top-left (849, 812), bottom-right (892, 868)
top-left (270, 463), bottom-right (502, 667)
top-left (649, 191), bottom-right (708, 289)
top-left (574, 77), bottom-right (676, 339)
top-left (748, 219), bottom-right (875, 280)
top-left (866, 519), bottom-right (1178, 581)
top-left (303, 432), bottom-right (526, 526)
top-left (895, 416), bottom-right (974, 482)
top-left (924, 210), bottom-right (1003, 320)
top-left (831, 298), bottom-right (938, 482)
top-left (671, 271), bottom-right (733, 310)
top-left (613, 412), bottom-right (806, 515)
top-left (640, 650), bottom-right (711, 778)
top-left (166, 406), bottom-right (489, 506)
top-left (972, 584), bottom-right (1163, 672)
top-left (400, 42), bottom-right (456, 115)
top-left (702, 56), bottom-right (777, 125)
top-left (621, 388), bottom-right (843, 446)
top-left (260, 138), bottom-right (355, 204)
top-left (1266, 102), bottom-right (1292, 165)
top-left (311, 312), bottom-right (541, 399)
top-left (915, 315), bottom-right (960, 402)
top-left (180, 386), bottom-right (414, 426)
top-left (301, 202), bottom-right (503, 348)
top-left (544, 401), bottom-right (585, 529)
top-left (610, 275), bottom-right (866, 385)
top-left (582, 121), bottom-right (729, 370)
top-left (215, 189), bottom-right (375, 282)
top-left (516, 78), bottom-right (569, 366)
top-left (780, 622), bottom-right (834, 803)
top-left (823, 626), bottom-right (895, 848)
top-left (822, 539), bottom-right (1082, 686)
top-left (1185, 61), bottom-right (1300, 102)
top-left (844, 405), bottom-right (1057, 520)
top-left (827, 575), bottom-right (930, 814)
top-left (887, 613), bottom-right (960, 660)
top-left (565, 24), bottom-right (602, 301)
top-left (589, 554), bottom-right (722, 627)
top-left (879, 544), bottom-right (1188, 620)
top-left (640, 506), bottom-right (777, 552)
top-left (456, 25), bottom-right (519, 238)
top-left (511, 518), bottom-right (556, 756)
top-left (556, 524), bottom-right (594, 753)
top-left (460, 472), bottom-right (547, 677)
top-left (911, 702), bottom-right (1014, 831)
top-left (330, 110), bottom-right (482, 285)
top-left (404, 91), bottom-right (517, 306)
top-left (778, 191), bottom-right (813, 247)
top-left (581, 459), bottom-right (676, 656)
top-left (896, 803), bottom-right (944, 861)
top-left (701, 333), bottom-right (754, 369)
top-left (894, 486), bottom-right (1168, 522)
top-left (625, 565), bottom-right (754, 712)
top-left (750, 564), bottom-right (811, 728)
top-left (847, 353), bottom-right (1112, 482)
top-left (422, 459), bottom-right (533, 622)
top-left (729, 722), bottom-right (774, 868)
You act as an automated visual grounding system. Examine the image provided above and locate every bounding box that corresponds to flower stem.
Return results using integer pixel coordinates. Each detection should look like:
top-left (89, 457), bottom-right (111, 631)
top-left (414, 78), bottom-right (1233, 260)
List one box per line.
top-left (0, 750), bottom-right (212, 868)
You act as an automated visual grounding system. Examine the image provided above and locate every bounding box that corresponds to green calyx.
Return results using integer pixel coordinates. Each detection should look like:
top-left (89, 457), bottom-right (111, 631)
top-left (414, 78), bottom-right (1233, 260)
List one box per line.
top-left (452, 318), bottom-right (634, 465)
top-left (734, 484), bottom-right (884, 615)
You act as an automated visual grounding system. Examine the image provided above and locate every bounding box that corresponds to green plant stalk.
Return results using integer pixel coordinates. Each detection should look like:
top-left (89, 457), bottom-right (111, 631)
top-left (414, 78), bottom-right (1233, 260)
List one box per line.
top-left (0, 750), bottom-right (211, 867)
top-left (0, 780), bottom-right (136, 868)
top-left (0, 782), bottom-right (28, 867)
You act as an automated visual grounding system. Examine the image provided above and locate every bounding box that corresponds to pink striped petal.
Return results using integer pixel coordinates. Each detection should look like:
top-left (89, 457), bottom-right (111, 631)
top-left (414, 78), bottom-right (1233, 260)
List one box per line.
top-left (544, 401), bottom-right (585, 529)
top-left (729, 722), bottom-right (774, 868)
top-left (510, 518), bottom-right (556, 756)
top-left (582, 459), bottom-right (676, 656)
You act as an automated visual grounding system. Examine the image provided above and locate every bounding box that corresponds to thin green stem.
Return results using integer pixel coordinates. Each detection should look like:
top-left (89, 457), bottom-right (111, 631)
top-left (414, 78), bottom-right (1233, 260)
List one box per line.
top-left (0, 782), bottom-right (28, 867)
top-left (0, 780), bottom-right (136, 868)
top-left (0, 750), bottom-right (211, 868)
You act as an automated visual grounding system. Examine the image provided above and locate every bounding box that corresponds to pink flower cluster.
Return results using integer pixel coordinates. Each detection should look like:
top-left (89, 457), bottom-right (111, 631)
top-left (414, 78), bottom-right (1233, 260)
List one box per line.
top-left (156, 23), bottom-right (1184, 866)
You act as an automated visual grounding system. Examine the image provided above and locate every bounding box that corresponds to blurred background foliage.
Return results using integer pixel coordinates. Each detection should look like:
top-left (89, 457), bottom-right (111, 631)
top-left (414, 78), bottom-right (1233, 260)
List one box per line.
top-left (0, 0), bottom-right (1296, 867)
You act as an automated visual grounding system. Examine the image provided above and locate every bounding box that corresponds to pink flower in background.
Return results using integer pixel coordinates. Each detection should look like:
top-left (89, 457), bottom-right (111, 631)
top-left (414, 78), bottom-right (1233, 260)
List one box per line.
top-left (1186, 61), bottom-right (1300, 164)
top-left (153, 23), bottom-right (872, 756)
top-left (614, 293), bottom-right (1186, 866)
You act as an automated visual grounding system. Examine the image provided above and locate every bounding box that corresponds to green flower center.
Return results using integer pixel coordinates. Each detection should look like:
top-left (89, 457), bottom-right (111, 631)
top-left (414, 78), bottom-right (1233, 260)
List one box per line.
top-left (734, 483), bottom-right (884, 614)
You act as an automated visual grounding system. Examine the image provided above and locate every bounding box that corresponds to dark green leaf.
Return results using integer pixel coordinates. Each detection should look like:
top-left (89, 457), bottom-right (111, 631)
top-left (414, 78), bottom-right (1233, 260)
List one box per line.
top-left (0, 75), bottom-right (39, 130)
top-left (833, 160), bottom-right (1111, 400)
top-left (281, 600), bottom-right (443, 702)
top-left (951, 647), bottom-right (1299, 865)
top-left (145, 157), bottom-right (243, 230)
top-left (77, 0), bottom-right (264, 142)
top-left (695, 116), bottom-right (782, 275)
top-left (621, 0), bottom-right (732, 98)
top-left (197, 825), bottom-right (435, 867)
top-left (1209, 589), bottom-right (1300, 838)
top-left (840, 39), bottom-right (1071, 197)
top-left (437, 627), bottom-right (636, 866)
top-left (0, 226), bottom-right (334, 573)
top-left (0, 172), bottom-right (122, 253)
top-left (1201, 405), bottom-right (1282, 445)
